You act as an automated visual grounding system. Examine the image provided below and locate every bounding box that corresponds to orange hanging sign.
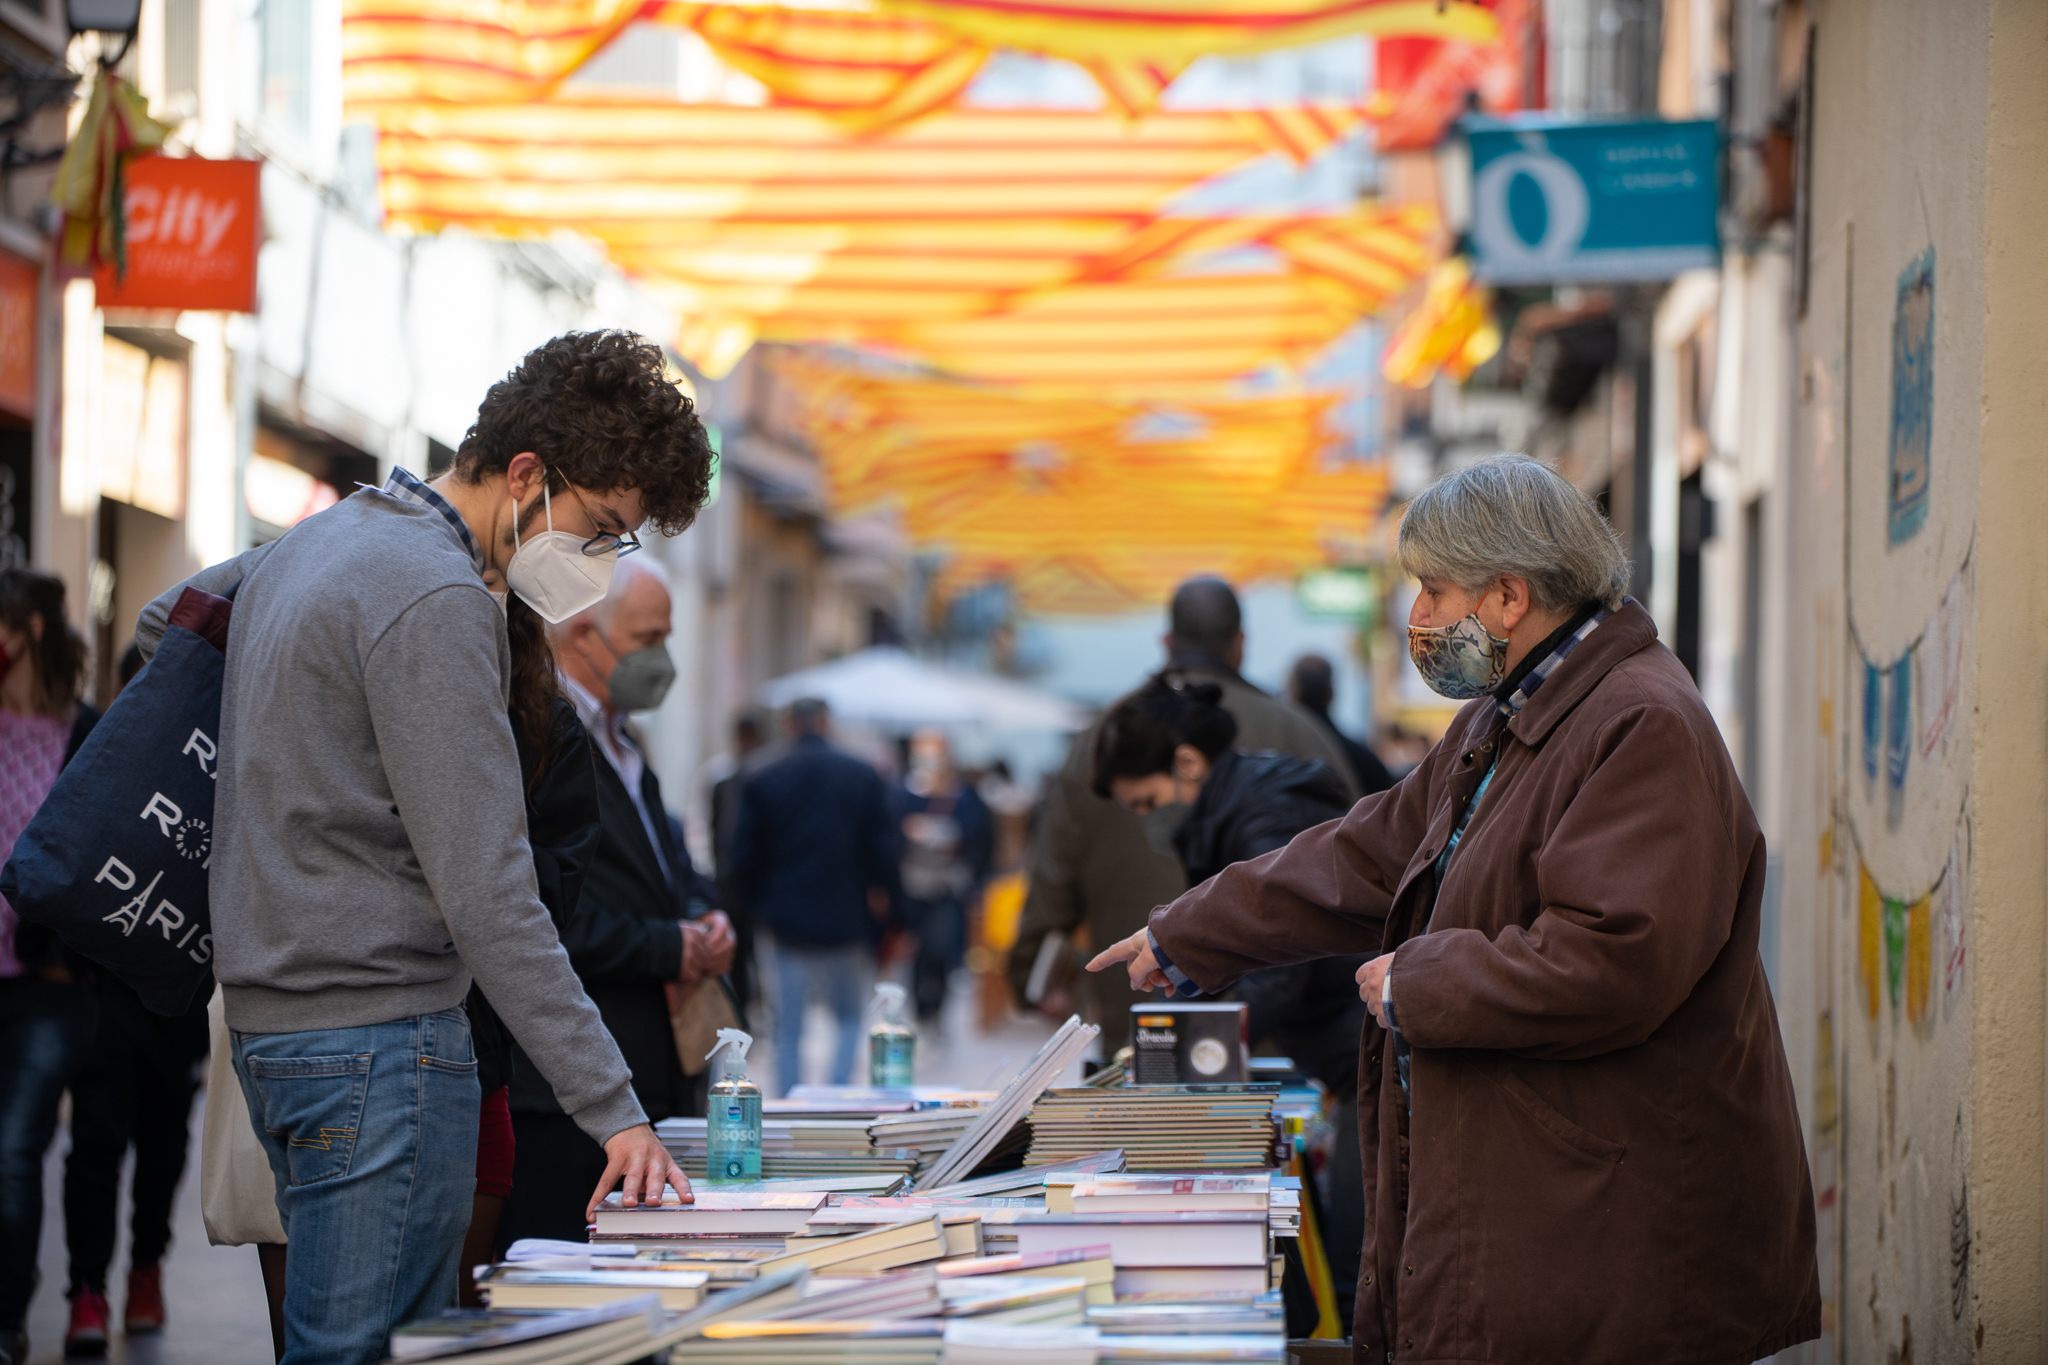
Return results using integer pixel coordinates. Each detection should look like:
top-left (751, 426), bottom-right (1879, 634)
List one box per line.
top-left (95, 156), bottom-right (260, 313)
top-left (0, 250), bottom-right (36, 420)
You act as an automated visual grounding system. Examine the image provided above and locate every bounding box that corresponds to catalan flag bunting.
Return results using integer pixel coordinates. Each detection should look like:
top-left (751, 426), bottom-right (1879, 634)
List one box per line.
top-left (769, 354), bottom-right (1389, 608)
top-left (374, 100), bottom-right (1436, 382)
top-left (344, 0), bottom-right (1495, 125)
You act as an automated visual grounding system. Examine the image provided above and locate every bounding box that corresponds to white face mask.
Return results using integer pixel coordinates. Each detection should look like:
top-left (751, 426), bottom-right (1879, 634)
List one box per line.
top-left (504, 481), bottom-right (618, 624)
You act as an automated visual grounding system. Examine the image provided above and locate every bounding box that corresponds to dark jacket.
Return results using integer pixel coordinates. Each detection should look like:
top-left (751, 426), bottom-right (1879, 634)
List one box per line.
top-left (1150, 601), bottom-right (1819, 1365)
top-left (1170, 749), bottom-right (1364, 1101)
top-left (733, 734), bottom-right (898, 949)
top-left (1309, 714), bottom-right (1397, 798)
top-left (471, 698), bottom-right (601, 1097)
top-left (510, 710), bottom-right (718, 1123)
top-left (1011, 660), bottom-right (1359, 1026)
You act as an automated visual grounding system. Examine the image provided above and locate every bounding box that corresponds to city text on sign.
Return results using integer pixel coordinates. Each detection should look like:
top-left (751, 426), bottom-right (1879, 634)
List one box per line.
top-left (95, 156), bottom-right (260, 313)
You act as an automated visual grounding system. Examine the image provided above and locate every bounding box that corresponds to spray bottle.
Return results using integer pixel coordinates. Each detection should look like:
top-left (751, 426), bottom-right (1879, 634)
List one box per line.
top-left (705, 1028), bottom-right (762, 1182)
top-left (868, 981), bottom-right (916, 1088)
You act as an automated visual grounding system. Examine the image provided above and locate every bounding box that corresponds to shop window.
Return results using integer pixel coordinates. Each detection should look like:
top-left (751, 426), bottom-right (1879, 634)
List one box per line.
top-left (97, 335), bottom-right (187, 521)
top-left (249, 420), bottom-right (376, 538)
top-left (261, 0), bottom-right (312, 139)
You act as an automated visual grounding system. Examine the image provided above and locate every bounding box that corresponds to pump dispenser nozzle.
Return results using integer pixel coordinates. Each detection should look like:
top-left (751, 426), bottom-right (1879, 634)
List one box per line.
top-left (707, 1028), bottom-right (753, 1078)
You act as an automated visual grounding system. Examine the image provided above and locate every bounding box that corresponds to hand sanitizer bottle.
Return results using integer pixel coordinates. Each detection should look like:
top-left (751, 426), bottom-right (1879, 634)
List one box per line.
top-left (705, 1028), bottom-right (762, 1182)
top-left (868, 981), bottom-right (916, 1088)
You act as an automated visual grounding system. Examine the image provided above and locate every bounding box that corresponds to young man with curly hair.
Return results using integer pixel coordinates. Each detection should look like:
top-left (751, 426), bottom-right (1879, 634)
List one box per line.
top-left (133, 332), bottom-right (714, 1365)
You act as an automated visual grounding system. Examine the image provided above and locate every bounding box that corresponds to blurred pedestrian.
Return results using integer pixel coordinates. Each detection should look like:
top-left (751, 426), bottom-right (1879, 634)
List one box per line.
top-left (502, 557), bottom-right (734, 1245)
top-left (734, 699), bottom-right (898, 1094)
top-left (1286, 653), bottom-right (1395, 796)
top-left (61, 641), bottom-right (211, 1355)
top-left (1090, 673), bottom-right (1363, 1325)
top-left (891, 730), bottom-right (994, 1026)
top-left (0, 569), bottom-right (100, 1365)
top-left (1010, 576), bottom-right (1358, 1030)
top-left (710, 712), bottom-right (770, 1011)
top-left (1091, 456), bottom-right (1819, 1362)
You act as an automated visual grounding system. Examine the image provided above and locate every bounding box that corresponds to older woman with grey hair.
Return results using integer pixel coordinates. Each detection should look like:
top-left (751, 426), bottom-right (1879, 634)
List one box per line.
top-left (1091, 454), bottom-right (1820, 1365)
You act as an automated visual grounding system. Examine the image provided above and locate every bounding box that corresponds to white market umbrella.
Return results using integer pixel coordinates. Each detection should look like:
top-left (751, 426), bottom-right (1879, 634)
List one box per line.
top-left (761, 647), bottom-right (1087, 734)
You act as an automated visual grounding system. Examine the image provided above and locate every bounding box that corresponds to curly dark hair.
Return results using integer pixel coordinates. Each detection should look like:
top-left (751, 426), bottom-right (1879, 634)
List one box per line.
top-left (454, 330), bottom-right (714, 537)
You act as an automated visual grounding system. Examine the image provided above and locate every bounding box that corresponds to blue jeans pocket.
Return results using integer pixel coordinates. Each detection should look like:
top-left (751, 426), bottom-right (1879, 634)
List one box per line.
top-left (242, 1053), bottom-right (373, 1187)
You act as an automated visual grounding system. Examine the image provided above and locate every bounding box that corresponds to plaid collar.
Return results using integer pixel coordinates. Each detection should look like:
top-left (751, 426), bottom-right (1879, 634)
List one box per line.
top-left (381, 467), bottom-right (485, 576)
top-left (1497, 603), bottom-right (1613, 718)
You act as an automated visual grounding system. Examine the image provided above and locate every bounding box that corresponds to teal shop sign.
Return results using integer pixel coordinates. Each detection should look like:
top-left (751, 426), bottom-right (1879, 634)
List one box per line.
top-left (1461, 116), bottom-right (1719, 285)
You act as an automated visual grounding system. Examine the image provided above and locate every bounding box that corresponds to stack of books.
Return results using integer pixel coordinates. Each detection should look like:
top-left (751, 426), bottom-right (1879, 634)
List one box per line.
top-left (386, 1296), bottom-right (664, 1364)
top-left (919, 1018), bottom-right (1101, 1189)
top-left (938, 1247), bottom-right (1116, 1307)
top-left (867, 1109), bottom-right (986, 1177)
top-left (1023, 1089), bottom-right (1278, 1173)
top-left (940, 1322), bottom-right (1100, 1365)
top-left (475, 1265), bottom-right (710, 1311)
top-left (771, 1215), bottom-right (962, 1275)
top-left (1048, 1176), bottom-right (1295, 1242)
top-left (1088, 1293), bottom-right (1286, 1364)
top-left (1010, 1212), bottom-right (1270, 1299)
top-left (670, 1270), bottom-right (948, 1365)
top-left (588, 1189), bottom-right (829, 1267)
top-left (939, 1275), bottom-right (1090, 1326)
top-left (656, 1118), bottom-right (923, 1185)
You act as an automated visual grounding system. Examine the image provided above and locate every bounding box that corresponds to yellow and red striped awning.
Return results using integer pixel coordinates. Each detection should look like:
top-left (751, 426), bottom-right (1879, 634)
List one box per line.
top-left (375, 99), bottom-right (1436, 382)
top-left (769, 353), bottom-right (1389, 609)
top-left (344, 0), bottom-right (1495, 127)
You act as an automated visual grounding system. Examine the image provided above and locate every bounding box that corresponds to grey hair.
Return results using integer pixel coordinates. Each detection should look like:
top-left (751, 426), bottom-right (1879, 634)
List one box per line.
top-left (549, 553), bottom-right (673, 636)
top-left (1397, 454), bottom-right (1631, 612)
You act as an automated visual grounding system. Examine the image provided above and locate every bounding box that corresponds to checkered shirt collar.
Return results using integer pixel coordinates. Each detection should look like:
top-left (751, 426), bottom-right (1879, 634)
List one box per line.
top-left (381, 467), bottom-right (485, 576)
top-left (1497, 603), bottom-right (1613, 717)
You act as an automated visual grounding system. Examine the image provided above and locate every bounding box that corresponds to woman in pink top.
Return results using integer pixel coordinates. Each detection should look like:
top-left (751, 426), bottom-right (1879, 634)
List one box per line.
top-left (0, 567), bottom-right (100, 1365)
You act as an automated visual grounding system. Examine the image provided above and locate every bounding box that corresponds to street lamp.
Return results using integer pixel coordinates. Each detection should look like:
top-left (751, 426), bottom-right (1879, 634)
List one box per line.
top-left (66, 0), bottom-right (140, 33)
top-left (66, 0), bottom-right (141, 64)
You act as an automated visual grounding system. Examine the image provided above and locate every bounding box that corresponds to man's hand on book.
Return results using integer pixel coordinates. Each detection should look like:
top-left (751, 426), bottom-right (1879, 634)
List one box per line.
top-left (589, 1123), bottom-right (691, 1222)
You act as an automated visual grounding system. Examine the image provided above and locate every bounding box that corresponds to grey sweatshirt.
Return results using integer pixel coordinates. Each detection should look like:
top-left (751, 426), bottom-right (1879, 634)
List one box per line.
top-left (138, 483), bottom-right (646, 1145)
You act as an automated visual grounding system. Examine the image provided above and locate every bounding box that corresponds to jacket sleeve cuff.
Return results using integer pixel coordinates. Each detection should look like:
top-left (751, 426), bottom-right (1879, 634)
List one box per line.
top-left (1149, 930), bottom-right (1203, 998)
top-left (568, 1082), bottom-right (650, 1148)
top-left (650, 920), bottom-right (685, 982)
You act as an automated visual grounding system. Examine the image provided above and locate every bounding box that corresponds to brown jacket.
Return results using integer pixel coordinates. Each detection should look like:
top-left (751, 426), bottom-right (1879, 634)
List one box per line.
top-left (1150, 603), bottom-right (1819, 1365)
top-left (1013, 662), bottom-right (1358, 1028)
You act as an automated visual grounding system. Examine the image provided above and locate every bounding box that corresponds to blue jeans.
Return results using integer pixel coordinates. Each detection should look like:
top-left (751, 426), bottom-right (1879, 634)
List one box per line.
top-left (0, 976), bottom-right (95, 1331)
top-left (769, 940), bottom-right (871, 1096)
top-left (233, 1008), bottom-right (480, 1365)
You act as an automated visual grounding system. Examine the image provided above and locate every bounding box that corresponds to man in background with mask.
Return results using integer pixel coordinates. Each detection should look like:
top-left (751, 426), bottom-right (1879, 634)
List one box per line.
top-left (1009, 576), bottom-right (1359, 1033)
top-left (501, 555), bottom-right (736, 1244)
top-left (133, 332), bottom-right (708, 1364)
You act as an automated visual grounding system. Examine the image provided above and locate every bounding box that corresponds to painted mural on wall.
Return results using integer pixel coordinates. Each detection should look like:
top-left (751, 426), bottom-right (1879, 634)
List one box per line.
top-left (1886, 248), bottom-right (1935, 545)
top-left (1849, 536), bottom-right (1973, 1029)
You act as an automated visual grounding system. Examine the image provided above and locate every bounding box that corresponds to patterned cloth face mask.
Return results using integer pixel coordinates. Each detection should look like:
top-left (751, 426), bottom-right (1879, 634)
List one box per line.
top-left (1407, 612), bottom-right (1511, 699)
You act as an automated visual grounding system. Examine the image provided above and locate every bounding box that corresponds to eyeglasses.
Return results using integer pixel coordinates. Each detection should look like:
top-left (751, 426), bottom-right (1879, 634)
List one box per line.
top-left (562, 483), bottom-right (642, 559)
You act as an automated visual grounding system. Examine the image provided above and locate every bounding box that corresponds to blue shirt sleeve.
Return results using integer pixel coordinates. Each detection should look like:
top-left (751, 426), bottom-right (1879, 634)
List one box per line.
top-left (1148, 929), bottom-right (1203, 998)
